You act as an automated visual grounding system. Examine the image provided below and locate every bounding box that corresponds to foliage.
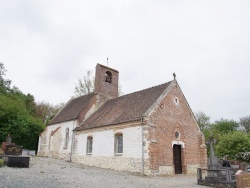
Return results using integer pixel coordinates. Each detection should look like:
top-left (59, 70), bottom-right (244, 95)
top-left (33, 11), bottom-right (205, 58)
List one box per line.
top-left (0, 95), bottom-right (45, 150)
top-left (35, 101), bottom-right (64, 124)
top-left (0, 159), bottom-right (4, 167)
top-left (236, 152), bottom-right (250, 163)
top-left (0, 62), bottom-right (12, 95)
top-left (0, 62), bottom-right (45, 150)
top-left (195, 111), bottom-right (211, 131)
top-left (215, 131), bottom-right (250, 160)
top-left (240, 115), bottom-right (250, 134)
top-left (74, 69), bottom-right (123, 97)
top-left (213, 118), bottom-right (239, 134)
top-left (74, 70), bottom-right (94, 96)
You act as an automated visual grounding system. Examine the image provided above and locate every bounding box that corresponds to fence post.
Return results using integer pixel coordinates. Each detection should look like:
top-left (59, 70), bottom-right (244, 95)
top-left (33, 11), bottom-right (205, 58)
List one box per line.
top-left (226, 169), bottom-right (231, 182)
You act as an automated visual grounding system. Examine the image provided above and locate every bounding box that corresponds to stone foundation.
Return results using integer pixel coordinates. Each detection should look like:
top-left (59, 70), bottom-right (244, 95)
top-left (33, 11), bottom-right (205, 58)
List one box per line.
top-left (72, 156), bottom-right (144, 173)
top-left (186, 164), bottom-right (201, 174)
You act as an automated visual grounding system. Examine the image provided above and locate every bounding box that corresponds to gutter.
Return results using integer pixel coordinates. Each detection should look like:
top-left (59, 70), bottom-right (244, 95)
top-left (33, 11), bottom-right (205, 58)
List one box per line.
top-left (141, 117), bottom-right (145, 175)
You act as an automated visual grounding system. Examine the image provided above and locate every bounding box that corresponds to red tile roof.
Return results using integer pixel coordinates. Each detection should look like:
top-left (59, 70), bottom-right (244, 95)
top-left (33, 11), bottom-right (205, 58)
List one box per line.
top-left (75, 81), bottom-right (172, 131)
top-left (47, 93), bottom-right (95, 125)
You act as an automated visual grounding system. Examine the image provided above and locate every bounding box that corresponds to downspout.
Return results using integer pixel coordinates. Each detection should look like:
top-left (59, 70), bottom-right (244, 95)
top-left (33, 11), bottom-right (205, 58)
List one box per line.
top-left (69, 120), bottom-right (76, 162)
top-left (141, 117), bottom-right (145, 175)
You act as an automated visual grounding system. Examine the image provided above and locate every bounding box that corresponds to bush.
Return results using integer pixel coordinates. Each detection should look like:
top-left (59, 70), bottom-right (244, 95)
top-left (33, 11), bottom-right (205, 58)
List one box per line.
top-left (215, 131), bottom-right (250, 159)
top-left (0, 159), bottom-right (4, 167)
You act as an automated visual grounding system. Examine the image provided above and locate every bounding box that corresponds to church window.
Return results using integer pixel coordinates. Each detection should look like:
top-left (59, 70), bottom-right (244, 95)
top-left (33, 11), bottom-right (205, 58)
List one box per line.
top-left (64, 128), bottom-right (69, 149)
top-left (175, 131), bottom-right (180, 139)
top-left (174, 97), bottom-right (179, 105)
top-left (114, 133), bottom-right (123, 154)
top-left (86, 136), bottom-right (93, 154)
top-left (105, 71), bottom-right (112, 83)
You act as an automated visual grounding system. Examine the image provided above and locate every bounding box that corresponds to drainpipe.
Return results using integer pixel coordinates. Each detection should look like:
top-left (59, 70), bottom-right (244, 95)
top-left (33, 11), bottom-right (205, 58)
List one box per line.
top-left (69, 120), bottom-right (76, 162)
top-left (141, 117), bottom-right (145, 175)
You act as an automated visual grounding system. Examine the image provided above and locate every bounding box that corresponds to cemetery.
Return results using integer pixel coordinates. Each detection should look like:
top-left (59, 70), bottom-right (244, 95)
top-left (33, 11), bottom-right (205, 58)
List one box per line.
top-left (197, 137), bottom-right (250, 188)
top-left (0, 134), bottom-right (34, 168)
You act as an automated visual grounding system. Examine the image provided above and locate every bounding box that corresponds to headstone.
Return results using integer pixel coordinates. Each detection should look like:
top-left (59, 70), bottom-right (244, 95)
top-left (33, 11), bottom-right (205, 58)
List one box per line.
top-left (198, 137), bottom-right (236, 187)
top-left (6, 134), bottom-right (12, 143)
top-left (206, 137), bottom-right (221, 179)
top-left (1, 142), bottom-right (15, 152)
top-left (22, 149), bottom-right (29, 156)
top-left (5, 144), bottom-right (23, 155)
top-left (236, 170), bottom-right (250, 188)
top-left (4, 156), bottom-right (30, 168)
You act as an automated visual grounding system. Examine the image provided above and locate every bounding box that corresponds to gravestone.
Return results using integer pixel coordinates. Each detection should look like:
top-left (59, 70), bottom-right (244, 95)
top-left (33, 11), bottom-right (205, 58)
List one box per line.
top-left (205, 137), bottom-right (222, 181)
top-left (236, 170), bottom-right (250, 188)
top-left (5, 144), bottom-right (23, 155)
top-left (1, 134), bottom-right (30, 168)
top-left (4, 156), bottom-right (30, 168)
top-left (198, 137), bottom-right (236, 187)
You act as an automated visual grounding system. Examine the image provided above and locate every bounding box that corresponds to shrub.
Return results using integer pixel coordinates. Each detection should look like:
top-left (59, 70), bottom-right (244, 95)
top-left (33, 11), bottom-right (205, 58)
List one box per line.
top-left (0, 159), bottom-right (4, 167)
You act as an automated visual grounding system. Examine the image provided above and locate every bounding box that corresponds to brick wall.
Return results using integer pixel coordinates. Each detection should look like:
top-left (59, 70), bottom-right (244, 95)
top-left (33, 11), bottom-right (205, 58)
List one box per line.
top-left (146, 82), bottom-right (207, 174)
top-left (94, 64), bottom-right (119, 102)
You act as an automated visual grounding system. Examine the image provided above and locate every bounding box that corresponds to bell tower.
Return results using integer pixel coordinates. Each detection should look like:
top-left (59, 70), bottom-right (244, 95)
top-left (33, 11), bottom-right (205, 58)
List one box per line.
top-left (94, 64), bottom-right (119, 105)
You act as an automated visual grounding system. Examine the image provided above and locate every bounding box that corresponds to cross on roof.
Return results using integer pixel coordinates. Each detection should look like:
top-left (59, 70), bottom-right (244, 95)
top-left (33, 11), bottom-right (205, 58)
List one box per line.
top-left (173, 73), bottom-right (176, 79)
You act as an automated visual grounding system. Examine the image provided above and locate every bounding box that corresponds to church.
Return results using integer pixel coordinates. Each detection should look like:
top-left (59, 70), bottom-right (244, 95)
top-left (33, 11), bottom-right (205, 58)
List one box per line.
top-left (37, 63), bottom-right (207, 175)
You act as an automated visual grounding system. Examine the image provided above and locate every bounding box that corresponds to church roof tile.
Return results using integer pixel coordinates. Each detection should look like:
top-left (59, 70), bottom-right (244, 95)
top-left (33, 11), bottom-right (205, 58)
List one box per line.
top-left (75, 81), bottom-right (172, 131)
top-left (47, 93), bottom-right (95, 125)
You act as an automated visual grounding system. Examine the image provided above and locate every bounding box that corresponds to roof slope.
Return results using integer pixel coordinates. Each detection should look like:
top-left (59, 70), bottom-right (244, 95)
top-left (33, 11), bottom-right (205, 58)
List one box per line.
top-left (48, 93), bottom-right (95, 125)
top-left (75, 81), bottom-right (172, 131)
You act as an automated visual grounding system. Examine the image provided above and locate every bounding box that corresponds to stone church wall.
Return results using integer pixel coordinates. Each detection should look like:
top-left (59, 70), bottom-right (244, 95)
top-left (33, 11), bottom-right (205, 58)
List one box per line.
top-left (37, 120), bottom-right (76, 161)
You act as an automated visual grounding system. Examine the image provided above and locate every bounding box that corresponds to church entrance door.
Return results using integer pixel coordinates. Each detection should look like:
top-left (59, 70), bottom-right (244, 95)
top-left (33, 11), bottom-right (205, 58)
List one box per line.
top-left (173, 144), bottom-right (182, 174)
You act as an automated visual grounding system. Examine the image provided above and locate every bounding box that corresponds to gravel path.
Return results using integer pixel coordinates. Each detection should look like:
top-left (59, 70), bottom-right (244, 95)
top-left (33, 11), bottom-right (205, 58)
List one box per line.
top-left (0, 157), bottom-right (209, 188)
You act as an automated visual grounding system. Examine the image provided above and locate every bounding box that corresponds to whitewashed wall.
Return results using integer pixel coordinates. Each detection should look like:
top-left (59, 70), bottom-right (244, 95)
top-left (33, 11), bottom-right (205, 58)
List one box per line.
top-left (73, 126), bottom-right (147, 172)
top-left (37, 120), bottom-right (76, 160)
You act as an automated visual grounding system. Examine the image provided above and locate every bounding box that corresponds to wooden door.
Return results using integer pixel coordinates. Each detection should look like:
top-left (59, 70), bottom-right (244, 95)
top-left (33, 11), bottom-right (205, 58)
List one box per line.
top-left (173, 144), bottom-right (182, 174)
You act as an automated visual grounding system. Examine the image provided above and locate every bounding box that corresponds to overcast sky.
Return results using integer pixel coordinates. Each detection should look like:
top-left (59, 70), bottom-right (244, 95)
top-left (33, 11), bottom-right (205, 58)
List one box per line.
top-left (1, 0), bottom-right (249, 122)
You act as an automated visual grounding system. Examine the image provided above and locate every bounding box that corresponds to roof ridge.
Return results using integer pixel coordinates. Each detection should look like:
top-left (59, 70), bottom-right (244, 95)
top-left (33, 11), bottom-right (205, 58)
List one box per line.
top-left (72, 92), bottom-right (95, 101)
top-left (113, 81), bottom-right (172, 100)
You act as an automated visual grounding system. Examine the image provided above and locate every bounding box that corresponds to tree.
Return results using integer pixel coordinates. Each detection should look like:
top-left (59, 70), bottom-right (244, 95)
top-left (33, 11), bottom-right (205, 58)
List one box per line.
top-left (0, 62), bottom-right (11, 94)
top-left (240, 115), bottom-right (250, 134)
top-left (35, 101), bottom-right (64, 124)
top-left (0, 95), bottom-right (44, 150)
top-left (213, 118), bottom-right (239, 134)
top-left (0, 62), bottom-right (45, 149)
top-left (195, 111), bottom-right (211, 131)
top-left (74, 70), bottom-right (94, 96)
top-left (74, 70), bottom-right (123, 97)
top-left (215, 131), bottom-right (250, 160)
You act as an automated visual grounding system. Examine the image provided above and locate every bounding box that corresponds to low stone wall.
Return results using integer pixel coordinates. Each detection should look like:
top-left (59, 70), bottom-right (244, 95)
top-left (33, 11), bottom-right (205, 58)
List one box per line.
top-left (198, 179), bottom-right (236, 188)
top-left (72, 156), bottom-right (145, 173)
top-left (187, 164), bottom-right (200, 174)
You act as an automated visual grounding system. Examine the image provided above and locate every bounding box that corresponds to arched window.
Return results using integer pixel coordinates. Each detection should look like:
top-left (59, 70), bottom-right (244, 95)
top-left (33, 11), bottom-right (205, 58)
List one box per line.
top-left (64, 128), bottom-right (69, 149)
top-left (114, 133), bottom-right (123, 154)
top-left (105, 71), bottom-right (112, 83)
top-left (49, 131), bottom-right (53, 150)
top-left (86, 136), bottom-right (93, 154)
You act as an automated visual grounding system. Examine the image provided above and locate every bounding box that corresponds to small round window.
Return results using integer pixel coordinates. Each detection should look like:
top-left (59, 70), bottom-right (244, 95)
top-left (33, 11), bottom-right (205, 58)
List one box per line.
top-left (175, 131), bottom-right (180, 139)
